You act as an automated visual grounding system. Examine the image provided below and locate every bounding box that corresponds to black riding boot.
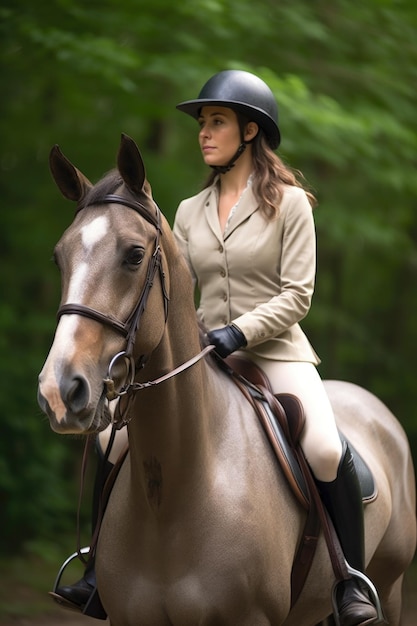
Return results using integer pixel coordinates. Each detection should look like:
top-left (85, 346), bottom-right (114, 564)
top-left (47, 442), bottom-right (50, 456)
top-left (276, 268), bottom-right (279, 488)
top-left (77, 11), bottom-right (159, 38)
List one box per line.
top-left (316, 443), bottom-right (379, 626)
top-left (52, 442), bottom-right (113, 616)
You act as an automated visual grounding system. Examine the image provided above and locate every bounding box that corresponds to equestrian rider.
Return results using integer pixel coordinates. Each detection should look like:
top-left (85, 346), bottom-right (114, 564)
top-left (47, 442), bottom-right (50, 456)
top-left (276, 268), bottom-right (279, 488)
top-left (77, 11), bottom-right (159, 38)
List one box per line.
top-left (172, 70), bottom-right (379, 626)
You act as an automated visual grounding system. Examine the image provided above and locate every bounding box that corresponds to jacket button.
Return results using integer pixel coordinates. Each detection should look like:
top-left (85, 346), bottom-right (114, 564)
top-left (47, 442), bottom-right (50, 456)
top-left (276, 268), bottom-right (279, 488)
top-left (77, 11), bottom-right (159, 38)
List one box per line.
top-left (218, 245), bottom-right (224, 253)
top-left (220, 269), bottom-right (226, 277)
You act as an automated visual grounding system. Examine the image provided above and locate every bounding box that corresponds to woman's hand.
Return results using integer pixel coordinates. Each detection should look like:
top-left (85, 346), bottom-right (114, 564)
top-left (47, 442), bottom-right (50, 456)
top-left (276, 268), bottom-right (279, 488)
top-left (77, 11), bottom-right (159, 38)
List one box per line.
top-left (207, 324), bottom-right (247, 358)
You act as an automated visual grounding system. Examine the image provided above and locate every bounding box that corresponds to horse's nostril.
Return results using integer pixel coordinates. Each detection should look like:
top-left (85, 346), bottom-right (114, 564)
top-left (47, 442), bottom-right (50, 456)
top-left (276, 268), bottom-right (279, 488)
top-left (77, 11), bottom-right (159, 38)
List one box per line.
top-left (61, 375), bottom-right (91, 415)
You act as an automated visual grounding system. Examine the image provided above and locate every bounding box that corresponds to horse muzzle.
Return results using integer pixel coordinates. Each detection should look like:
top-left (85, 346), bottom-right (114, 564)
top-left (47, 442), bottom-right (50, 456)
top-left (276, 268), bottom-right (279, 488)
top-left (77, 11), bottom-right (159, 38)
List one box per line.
top-left (37, 369), bottom-right (110, 434)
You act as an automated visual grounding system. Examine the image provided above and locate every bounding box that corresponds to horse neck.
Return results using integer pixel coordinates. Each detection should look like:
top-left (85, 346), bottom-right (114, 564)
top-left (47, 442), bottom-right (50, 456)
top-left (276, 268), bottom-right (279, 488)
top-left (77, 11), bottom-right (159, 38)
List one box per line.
top-left (128, 343), bottom-right (221, 514)
top-left (127, 263), bottom-right (224, 508)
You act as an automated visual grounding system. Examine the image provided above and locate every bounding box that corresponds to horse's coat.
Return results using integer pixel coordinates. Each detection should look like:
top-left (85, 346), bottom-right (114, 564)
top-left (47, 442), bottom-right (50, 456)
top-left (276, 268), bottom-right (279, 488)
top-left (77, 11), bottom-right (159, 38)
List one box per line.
top-left (38, 135), bottom-right (416, 625)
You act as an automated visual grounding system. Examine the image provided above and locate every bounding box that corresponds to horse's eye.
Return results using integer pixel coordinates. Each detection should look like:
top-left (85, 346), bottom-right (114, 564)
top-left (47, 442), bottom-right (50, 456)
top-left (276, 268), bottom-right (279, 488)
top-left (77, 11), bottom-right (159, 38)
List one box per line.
top-left (125, 246), bottom-right (145, 267)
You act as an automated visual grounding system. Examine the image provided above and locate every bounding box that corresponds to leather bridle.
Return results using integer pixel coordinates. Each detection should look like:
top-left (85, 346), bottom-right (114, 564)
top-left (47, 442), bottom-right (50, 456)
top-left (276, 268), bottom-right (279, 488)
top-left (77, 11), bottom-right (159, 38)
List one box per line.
top-left (56, 194), bottom-right (168, 405)
top-left (56, 193), bottom-right (213, 426)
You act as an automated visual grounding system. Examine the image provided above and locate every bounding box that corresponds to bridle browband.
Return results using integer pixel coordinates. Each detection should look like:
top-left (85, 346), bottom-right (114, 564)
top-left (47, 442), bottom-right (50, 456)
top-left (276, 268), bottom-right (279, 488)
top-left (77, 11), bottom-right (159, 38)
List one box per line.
top-left (56, 192), bottom-right (213, 427)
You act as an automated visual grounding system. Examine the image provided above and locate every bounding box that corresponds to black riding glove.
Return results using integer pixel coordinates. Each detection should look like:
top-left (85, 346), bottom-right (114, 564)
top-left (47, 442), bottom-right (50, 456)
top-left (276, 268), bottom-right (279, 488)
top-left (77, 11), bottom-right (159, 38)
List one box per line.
top-left (207, 323), bottom-right (247, 358)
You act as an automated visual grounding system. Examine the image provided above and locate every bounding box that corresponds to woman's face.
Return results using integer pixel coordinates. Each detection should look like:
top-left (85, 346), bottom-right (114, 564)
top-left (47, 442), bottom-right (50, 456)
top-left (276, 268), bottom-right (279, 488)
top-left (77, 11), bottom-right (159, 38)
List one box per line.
top-left (198, 106), bottom-right (242, 168)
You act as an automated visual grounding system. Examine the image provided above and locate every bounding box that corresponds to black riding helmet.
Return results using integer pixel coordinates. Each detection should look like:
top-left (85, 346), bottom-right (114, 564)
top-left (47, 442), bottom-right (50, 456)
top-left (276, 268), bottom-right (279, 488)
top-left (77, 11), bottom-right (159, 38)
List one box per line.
top-left (176, 70), bottom-right (281, 150)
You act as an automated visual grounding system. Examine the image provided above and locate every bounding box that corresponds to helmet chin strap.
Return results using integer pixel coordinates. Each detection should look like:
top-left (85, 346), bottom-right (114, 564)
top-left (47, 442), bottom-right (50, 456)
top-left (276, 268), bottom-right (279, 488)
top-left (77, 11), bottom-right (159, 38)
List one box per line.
top-left (210, 142), bottom-right (247, 174)
top-left (209, 116), bottom-right (258, 174)
top-left (210, 115), bottom-right (253, 174)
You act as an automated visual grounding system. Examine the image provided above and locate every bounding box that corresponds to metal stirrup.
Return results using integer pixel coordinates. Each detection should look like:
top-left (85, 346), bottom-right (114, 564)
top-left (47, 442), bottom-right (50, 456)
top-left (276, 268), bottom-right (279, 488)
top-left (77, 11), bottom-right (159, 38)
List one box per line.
top-left (331, 562), bottom-right (386, 625)
top-left (52, 546), bottom-right (90, 594)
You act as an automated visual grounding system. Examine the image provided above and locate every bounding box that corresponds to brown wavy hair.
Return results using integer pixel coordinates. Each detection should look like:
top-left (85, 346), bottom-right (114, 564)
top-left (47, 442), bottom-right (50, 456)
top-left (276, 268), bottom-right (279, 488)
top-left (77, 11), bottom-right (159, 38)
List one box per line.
top-left (203, 123), bottom-right (317, 220)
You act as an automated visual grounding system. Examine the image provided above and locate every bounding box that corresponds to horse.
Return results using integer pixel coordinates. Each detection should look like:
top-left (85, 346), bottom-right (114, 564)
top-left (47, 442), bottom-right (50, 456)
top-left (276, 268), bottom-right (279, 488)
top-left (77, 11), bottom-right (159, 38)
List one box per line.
top-left (38, 133), bottom-right (416, 626)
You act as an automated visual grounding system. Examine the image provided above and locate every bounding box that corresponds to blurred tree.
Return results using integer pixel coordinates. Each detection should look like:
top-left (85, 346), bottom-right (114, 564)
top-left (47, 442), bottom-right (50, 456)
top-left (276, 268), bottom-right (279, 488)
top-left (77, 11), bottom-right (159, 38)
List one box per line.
top-left (0, 0), bottom-right (416, 553)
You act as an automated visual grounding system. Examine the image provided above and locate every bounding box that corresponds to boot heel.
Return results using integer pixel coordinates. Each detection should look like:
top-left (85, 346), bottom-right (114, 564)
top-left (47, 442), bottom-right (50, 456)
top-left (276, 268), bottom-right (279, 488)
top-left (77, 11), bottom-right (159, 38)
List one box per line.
top-left (83, 586), bottom-right (108, 620)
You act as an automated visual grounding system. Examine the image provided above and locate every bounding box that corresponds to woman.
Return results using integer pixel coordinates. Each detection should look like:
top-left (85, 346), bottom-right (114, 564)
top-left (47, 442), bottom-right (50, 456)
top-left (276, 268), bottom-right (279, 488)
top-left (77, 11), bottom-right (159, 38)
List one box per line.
top-left (173, 69), bottom-right (378, 626)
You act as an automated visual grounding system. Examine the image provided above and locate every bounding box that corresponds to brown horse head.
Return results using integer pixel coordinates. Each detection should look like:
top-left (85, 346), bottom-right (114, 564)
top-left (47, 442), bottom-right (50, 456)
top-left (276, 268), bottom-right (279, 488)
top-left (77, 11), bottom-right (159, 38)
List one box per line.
top-left (38, 134), bottom-right (175, 433)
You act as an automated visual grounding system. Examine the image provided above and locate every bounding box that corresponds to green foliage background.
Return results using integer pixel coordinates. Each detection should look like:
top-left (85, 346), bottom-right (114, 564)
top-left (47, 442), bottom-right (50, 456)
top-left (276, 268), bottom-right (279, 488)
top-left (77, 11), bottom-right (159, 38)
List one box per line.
top-left (1, 0), bottom-right (416, 555)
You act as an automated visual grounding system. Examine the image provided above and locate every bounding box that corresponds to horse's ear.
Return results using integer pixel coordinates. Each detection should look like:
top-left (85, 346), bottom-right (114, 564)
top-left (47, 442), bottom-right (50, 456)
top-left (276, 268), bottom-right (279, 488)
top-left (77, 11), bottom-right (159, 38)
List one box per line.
top-left (117, 133), bottom-right (146, 194)
top-left (49, 145), bottom-right (92, 202)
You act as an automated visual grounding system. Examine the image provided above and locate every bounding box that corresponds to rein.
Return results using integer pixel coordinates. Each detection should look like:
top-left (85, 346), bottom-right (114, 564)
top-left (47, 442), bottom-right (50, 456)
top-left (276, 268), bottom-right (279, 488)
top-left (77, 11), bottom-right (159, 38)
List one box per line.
top-left (104, 345), bottom-right (215, 398)
top-left (104, 344), bottom-right (215, 430)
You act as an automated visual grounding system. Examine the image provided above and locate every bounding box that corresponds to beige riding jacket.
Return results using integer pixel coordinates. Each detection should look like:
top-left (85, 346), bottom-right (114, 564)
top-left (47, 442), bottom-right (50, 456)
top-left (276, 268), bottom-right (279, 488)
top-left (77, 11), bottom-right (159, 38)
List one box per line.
top-left (173, 179), bottom-right (320, 364)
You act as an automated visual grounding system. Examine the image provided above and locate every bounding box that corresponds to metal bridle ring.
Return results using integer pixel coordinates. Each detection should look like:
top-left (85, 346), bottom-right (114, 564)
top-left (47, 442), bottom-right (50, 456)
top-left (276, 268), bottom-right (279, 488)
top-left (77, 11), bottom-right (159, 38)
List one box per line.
top-left (104, 351), bottom-right (136, 400)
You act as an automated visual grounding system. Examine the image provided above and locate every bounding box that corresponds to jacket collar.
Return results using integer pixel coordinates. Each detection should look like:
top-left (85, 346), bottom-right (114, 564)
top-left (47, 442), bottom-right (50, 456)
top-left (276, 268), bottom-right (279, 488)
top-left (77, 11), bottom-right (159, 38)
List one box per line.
top-left (204, 180), bottom-right (259, 242)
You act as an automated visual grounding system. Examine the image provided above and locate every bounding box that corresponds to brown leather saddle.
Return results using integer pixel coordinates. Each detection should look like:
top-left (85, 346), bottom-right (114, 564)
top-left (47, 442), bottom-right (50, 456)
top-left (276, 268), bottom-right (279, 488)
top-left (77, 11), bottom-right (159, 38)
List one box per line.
top-left (222, 354), bottom-right (377, 607)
